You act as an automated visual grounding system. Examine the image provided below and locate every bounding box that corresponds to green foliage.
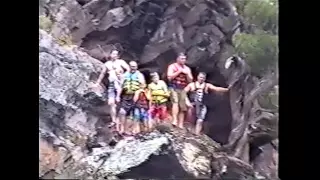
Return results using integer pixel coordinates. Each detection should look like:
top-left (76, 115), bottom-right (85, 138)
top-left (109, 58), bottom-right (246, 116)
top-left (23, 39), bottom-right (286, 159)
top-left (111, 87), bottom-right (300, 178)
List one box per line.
top-left (39, 15), bottom-right (53, 32)
top-left (233, 32), bottom-right (278, 76)
top-left (235, 0), bottom-right (278, 34)
top-left (232, 0), bottom-right (278, 77)
top-left (258, 86), bottom-right (278, 109)
top-left (56, 35), bottom-right (74, 46)
top-left (244, 0), bottom-right (278, 34)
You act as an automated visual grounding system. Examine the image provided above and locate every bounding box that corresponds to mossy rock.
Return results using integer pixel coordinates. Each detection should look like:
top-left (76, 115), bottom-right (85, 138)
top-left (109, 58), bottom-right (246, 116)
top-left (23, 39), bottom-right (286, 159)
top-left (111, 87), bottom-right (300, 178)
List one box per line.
top-left (39, 15), bottom-right (53, 32)
top-left (56, 35), bottom-right (74, 46)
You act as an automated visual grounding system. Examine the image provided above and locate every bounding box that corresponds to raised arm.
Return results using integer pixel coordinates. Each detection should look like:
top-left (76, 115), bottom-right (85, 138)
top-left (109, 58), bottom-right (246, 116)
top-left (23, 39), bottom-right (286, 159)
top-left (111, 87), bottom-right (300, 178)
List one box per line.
top-left (206, 83), bottom-right (229, 92)
top-left (167, 64), bottom-right (181, 81)
top-left (95, 66), bottom-right (107, 85)
top-left (185, 66), bottom-right (193, 82)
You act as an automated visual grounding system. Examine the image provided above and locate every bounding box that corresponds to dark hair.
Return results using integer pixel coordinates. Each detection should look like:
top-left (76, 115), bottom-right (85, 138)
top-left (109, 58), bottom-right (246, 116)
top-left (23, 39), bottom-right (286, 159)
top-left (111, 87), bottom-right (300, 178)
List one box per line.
top-left (150, 72), bottom-right (159, 77)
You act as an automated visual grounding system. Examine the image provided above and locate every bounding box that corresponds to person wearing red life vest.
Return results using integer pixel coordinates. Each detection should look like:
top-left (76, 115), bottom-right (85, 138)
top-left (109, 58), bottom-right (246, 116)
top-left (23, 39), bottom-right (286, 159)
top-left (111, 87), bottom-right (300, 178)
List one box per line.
top-left (166, 53), bottom-right (193, 128)
top-left (132, 83), bottom-right (151, 134)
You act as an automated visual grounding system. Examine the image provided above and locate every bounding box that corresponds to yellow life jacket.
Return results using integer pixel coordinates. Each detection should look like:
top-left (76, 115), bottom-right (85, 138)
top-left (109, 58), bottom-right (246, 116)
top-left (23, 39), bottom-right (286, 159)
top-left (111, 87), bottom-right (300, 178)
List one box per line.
top-left (123, 71), bottom-right (141, 94)
top-left (148, 82), bottom-right (169, 104)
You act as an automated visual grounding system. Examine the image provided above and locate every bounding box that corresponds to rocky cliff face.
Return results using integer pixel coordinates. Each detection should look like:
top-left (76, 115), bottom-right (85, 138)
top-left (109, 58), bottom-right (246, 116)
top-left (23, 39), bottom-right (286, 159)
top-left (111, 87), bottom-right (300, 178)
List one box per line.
top-left (39, 0), bottom-right (278, 179)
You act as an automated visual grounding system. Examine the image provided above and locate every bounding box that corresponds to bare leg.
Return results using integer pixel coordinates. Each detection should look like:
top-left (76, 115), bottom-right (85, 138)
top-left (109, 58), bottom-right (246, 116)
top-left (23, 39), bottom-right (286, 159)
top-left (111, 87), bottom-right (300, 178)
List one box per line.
top-left (116, 116), bottom-right (121, 132)
top-left (171, 103), bottom-right (179, 126)
top-left (108, 99), bottom-right (117, 123)
top-left (195, 119), bottom-right (203, 135)
top-left (133, 121), bottom-right (140, 134)
top-left (119, 115), bottom-right (126, 134)
top-left (177, 112), bottom-right (185, 129)
top-left (118, 108), bottom-right (127, 134)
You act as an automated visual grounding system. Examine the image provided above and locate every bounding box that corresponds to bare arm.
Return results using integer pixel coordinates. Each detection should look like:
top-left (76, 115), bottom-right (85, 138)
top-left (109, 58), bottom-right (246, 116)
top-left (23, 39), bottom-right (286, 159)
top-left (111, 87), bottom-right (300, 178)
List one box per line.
top-left (116, 74), bottom-right (126, 101)
top-left (186, 67), bottom-right (193, 82)
top-left (207, 83), bottom-right (229, 92)
top-left (167, 64), bottom-right (181, 81)
top-left (133, 89), bottom-right (143, 102)
top-left (138, 72), bottom-right (146, 85)
top-left (120, 59), bottom-right (130, 72)
top-left (184, 83), bottom-right (193, 106)
top-left (160, 80), bottom-right (170, 96)
top-left (146, 89), bottom-right (152, 100)
top-left (183, 83), bottom-right (192, 93)
top-left (96, 66), bottom-right (107, 85)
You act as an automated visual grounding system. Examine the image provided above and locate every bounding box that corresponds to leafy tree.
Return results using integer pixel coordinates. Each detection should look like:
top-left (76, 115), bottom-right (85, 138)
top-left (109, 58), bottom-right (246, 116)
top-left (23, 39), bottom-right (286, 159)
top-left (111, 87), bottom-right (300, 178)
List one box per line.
top-left (233, 32), bottom-right (278, 76)
top-left (233, 0), bottom-right (279, 108)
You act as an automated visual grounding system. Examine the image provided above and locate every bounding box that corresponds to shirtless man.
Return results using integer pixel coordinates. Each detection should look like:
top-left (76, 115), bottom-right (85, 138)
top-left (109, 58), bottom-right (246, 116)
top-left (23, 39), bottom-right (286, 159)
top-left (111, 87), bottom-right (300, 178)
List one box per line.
top-left (94, 49), bottom-right (130, 128)
top-left (184, 72), bottom-right (228, 135)
top-left (116, 61), bottom-right (145, 135)
top-left (167, 53), bottom-right (193, 128)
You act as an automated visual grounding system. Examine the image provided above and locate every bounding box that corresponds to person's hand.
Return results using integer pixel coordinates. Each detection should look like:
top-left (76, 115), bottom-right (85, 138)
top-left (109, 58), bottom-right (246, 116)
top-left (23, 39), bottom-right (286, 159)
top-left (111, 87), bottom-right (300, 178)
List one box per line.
top-left (181, 68), bottom-right (190, 74)
top-left (186, 101), bottom-right (193, 108)
top-left (90, 83), bottom-right (101, 90)
top-left (116, 96), bottom-right (121, 103)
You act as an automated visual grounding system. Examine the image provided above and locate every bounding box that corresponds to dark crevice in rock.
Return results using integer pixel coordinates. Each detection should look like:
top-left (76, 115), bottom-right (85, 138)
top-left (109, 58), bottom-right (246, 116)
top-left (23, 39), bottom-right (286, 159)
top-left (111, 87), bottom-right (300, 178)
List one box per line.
top-left (128, 0), bottom-right (170, 54)
top-left (39, 98), bottom-right (67, 137)
top-left (39, 0), bottom-right (278, 178)
top-left (117, 145), bottom-right (195, 179)
top-left (76, 0), bottom-right (91, 6)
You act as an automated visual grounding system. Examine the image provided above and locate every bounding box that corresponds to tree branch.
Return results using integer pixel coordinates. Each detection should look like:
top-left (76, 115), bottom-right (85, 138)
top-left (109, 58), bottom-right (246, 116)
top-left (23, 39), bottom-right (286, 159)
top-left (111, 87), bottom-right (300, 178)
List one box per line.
top-left (244, 73), bottom-right (278, 107)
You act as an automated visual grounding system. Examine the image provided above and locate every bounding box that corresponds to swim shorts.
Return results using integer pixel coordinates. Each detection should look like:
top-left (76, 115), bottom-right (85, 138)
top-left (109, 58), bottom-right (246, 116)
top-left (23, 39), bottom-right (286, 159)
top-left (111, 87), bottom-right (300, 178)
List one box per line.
top-left (169, 88), bottom-right (187, 112)
top-left (133, 108), bottom-right (149, 122)
top-left (150, 103), bottom-right (168, 121)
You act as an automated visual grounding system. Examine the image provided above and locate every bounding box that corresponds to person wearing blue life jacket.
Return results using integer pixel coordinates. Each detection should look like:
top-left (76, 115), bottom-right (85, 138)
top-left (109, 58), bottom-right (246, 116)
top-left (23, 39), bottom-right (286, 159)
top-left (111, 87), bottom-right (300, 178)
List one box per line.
top-left (116, 61), bottom-right (145, 136)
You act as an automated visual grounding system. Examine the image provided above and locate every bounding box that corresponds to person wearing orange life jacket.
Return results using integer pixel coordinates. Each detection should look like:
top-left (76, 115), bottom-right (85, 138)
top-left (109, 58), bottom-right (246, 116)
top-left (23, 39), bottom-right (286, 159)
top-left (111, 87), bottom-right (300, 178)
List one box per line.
top-left (148, 72), bottom-right (170, 126)
top-left (94, 49), bottom-right (130, 129)
top-left (116, 61), bottom-right (145, 135)
top-left (132, 83), bottom-right (151, 134)
top-left (184, 72), bottom-right (229, 135)
top-left (167, 53), bottom-right (193, 128)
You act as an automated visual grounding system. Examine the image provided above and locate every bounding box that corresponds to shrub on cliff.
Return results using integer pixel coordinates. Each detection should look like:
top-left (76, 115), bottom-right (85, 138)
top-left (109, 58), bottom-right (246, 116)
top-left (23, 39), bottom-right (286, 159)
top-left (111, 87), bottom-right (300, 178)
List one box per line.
top-left (39, 15), bottom-right (53, 32)
top-left (233, 31), bottom-right (278, 76)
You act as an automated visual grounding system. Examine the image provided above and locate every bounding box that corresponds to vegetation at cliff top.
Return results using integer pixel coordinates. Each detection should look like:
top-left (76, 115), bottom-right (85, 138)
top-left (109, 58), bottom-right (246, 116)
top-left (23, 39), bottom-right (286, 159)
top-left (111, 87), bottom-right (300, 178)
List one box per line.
top-left (233, 0), bottom-right (278, 77)
top-left (233, 0), bottom-right (278, 109)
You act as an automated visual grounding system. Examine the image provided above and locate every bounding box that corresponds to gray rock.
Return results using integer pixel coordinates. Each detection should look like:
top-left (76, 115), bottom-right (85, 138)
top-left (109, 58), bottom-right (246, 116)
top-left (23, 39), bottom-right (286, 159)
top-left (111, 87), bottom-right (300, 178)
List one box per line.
top-left (39, 29), bottom-right (113, 178)
top-left (39, 0), bottom-right (278, 178)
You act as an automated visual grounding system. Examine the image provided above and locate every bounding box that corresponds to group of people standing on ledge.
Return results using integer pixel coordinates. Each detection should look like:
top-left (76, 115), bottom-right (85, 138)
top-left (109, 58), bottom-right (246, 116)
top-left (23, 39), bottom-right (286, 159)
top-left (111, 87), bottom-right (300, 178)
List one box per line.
top-left (92, 49), bottom-right (229, 137)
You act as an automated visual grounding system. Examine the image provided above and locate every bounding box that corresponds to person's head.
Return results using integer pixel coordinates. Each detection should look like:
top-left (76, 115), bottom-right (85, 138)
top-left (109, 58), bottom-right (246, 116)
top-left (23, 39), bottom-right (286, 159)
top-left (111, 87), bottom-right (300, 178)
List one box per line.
top-left (129, 61), bottom-right (138, 72)
top-left (176, 52), bottom-right (187, 65)
top-left (140, 83), bottom-right (147, 89)
top-left (109, 49), bottom-right (119, 60)
top-left (150, 72), bottom-right (160, 83)
top-left (197, 72), bottom-right (207, 83)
